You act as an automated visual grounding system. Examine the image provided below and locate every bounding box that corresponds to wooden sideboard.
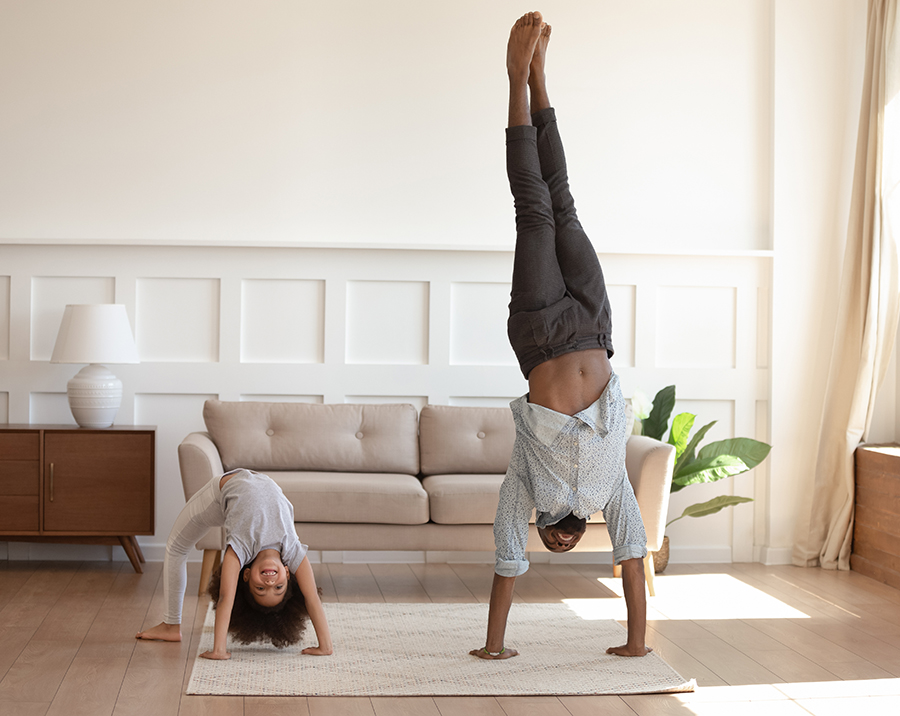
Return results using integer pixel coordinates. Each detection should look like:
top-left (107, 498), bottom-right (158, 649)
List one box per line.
top-left (852, 443), bottom-right (900, 590)
top-left (0, 424), bottom-right (155, 573)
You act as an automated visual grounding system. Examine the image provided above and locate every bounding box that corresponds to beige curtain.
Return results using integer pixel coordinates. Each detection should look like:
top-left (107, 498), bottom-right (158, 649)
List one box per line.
top-left (794, 0), bottom-right (900, 571)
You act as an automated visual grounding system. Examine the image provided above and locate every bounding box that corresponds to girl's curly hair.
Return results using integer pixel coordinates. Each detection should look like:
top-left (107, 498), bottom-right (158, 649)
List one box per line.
top-left (207, 562), bottom-right (315, 648)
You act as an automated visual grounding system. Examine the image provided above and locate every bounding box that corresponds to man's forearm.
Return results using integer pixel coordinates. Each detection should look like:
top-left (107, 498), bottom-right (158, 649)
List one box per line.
top-left (486, 573), bottom-right (516, 652)
top-left (620, 557), bottom-right (647, 649)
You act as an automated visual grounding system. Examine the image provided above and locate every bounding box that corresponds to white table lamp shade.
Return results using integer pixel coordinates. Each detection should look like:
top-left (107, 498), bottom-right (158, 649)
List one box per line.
top-left (51, 305), bottom-right (140, 428)
top-left (51, 304), bottom-right (140, 365)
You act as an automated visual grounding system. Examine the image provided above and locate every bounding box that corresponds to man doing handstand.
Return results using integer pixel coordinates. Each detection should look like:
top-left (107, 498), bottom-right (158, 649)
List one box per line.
top-left (470, 11), bottom-right (651, 660)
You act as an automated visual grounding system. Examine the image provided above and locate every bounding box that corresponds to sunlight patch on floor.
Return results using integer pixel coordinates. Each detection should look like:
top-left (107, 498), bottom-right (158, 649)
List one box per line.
top-left (592, 573), bottom-right (810, 620)
top-left (656, 679), bottom-right (900, 715)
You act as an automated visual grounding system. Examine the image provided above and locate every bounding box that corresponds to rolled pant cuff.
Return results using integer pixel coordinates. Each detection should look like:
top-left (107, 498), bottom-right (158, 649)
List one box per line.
top-left (506, 125), bottom-right (537, 143)
top-left (531, 106), bottom-right (557, 126)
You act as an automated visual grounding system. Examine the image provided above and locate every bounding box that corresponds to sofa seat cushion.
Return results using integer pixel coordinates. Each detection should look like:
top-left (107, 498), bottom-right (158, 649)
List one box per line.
top-left (274, 472), bottom-right (429, 525)
top-left (422, 474), bottom-right (521, 525)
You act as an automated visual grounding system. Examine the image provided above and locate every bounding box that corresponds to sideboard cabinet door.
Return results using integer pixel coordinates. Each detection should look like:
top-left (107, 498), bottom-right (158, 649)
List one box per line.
top-left (43, 432), bottom-right (154, 534)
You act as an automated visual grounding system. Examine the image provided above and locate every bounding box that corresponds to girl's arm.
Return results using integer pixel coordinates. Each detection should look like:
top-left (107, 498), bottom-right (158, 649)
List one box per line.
top-left (295, 556), bottom-right (333, 655)
top-left (200, 546), bottom-right (241, 660)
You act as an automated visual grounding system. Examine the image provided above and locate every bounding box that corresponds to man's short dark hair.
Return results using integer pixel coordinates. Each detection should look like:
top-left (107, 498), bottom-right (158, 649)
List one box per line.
top-left (553, 512), bottom-right (587, 534)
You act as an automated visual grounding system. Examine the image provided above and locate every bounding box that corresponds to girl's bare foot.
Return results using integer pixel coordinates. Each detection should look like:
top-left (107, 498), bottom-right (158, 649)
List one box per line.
top-left (507, 11), bottom-right (544, 82)
top-left (135, 621), bottom-right (182, 642)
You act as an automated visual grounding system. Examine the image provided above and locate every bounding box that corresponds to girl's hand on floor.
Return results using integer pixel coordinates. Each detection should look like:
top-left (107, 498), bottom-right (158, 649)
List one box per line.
top-left (199, 650), bottom-right (232, 660)
top-left (301, 645), bottom-right (333, 656)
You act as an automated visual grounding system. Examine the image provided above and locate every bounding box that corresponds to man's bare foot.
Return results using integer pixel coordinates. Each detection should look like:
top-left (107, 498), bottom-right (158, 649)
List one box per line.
top-left (135, 622), bottom-right (182, 642)
top-left (469, 646), bottom-right (520, 660)
top-left (507, 11), bottom-right (544, 82)
top-left (528, 22), bottom-right (552, 112)
top-left (606, 644), bottom-right (653, 657)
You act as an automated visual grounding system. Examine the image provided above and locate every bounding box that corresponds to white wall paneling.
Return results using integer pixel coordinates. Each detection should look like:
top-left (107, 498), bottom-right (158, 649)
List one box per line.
top-left (449, 282), bottom-right (516, 367)
top-left (0, 276), bottom-right (9, 360)
top-left (241, 279), bottom-right (325, 364)
top-left (240, 394), bottom-right (323, 404)
top-left (135, 277), bottom-right (220, 363)
top-left (134, 392), bottom-right (217, 547)
top-left (0, 244), bottom-right (770, 565)
top-left (28, 392), bottom-right (74, 425)
top-left (345, 280), bottom-right (430, 366)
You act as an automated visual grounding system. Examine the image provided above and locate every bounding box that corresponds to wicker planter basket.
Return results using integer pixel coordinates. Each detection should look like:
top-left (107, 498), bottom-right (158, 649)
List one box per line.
top-left (652, 535), bottom-right (670, 574)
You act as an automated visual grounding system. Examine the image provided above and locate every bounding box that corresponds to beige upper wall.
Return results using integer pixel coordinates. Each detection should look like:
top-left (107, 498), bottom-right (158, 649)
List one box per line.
top-left (1, 0), bottom-right (772, 251)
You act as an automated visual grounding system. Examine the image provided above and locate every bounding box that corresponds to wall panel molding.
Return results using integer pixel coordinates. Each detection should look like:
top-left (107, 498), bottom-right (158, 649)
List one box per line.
top-left (0, 244), bottom-right (771, 565)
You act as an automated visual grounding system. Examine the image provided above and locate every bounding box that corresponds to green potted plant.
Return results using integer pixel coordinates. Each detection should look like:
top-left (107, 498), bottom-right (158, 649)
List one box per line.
top-left (631, 385), bottom-right (772, 572)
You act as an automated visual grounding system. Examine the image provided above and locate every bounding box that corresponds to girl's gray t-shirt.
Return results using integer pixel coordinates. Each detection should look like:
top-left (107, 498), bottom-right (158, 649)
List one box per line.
top-left (219, 468), bottom-right (307, 572)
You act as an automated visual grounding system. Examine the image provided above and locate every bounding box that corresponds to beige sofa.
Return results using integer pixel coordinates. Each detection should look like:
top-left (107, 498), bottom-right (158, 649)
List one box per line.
top-left (178, 400), bottom-right (675, 595)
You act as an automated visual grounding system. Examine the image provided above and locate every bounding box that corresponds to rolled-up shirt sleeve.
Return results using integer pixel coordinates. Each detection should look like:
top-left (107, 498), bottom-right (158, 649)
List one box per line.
top-left (493, 468), bottom-right (534, 578)
top-left (603, 468), bottom-right (648, 565)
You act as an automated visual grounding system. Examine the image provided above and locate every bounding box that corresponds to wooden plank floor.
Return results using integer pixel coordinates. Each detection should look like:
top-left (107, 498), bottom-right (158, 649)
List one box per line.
top-left (0, 559), bottom-right (898, 715)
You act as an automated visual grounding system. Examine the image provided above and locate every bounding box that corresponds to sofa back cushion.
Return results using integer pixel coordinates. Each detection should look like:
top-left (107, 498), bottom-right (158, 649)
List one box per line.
top-left (419, 404), bottom-right (515, 476)
top-left (204, 401), bottom-right (420, 475)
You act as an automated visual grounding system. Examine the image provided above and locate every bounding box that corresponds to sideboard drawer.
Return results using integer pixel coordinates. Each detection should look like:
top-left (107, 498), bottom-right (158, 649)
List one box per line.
top-left (0, 496), bottom-right (39, 531)
top-left (0, 461), bottom-right (40, 495)
top-left (0, 433), bottom-right (40, 460)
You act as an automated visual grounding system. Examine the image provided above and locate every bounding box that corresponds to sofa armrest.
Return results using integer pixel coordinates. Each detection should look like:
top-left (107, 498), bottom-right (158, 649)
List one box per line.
top-left (177, 432), bottom-right (226, 551)
top-left (625, 435), bottom-right (675, 552)
top-left (178, 432), bottom-right (224, 501)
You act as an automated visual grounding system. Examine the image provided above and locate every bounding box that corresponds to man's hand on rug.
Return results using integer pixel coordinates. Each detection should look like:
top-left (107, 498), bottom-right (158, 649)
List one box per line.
top-left (606, 644), bottom-right (653, 657)
top-left (469, 646), bottom-right (519, 660)
top-left (199, 649), bottom-right (232, 660)
top-left (301, 645), bottom-right (333, 656)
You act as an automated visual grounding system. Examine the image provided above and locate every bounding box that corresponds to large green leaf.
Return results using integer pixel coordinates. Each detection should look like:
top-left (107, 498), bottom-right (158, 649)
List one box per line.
top-left (666, 495), bottom-right (754, 527)
top-left (697, 438), bottom-right (772, 469)
top-left (642, 385), bottom-right (675, 440)
top-left (667, 412), bottom-right (695, 460)
top-left (670, 454), bottom-right (750, 491)
top-left (673, 419), bottom-right (717, 477)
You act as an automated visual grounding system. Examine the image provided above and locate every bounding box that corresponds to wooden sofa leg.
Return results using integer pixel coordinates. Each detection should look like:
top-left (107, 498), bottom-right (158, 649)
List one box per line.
top-left (613, 563), bottom-right (622, 578)
top-left (199, 549), bottom-right (221, 596)
top-left (644, 553), bottom-right (656, 597)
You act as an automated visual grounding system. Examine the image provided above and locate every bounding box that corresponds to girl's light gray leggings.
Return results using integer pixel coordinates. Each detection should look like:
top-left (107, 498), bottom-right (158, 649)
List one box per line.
top-left (163, 474), bottom-right (225, 624)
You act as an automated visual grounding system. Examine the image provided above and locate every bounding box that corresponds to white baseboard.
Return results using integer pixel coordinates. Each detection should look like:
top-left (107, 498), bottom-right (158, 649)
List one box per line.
top-left (668, 545), bottom-right (734, 564)
top-left (754, 545), bottom-right (794, 565)
top-left (0, 541), bottom-right (763, 566)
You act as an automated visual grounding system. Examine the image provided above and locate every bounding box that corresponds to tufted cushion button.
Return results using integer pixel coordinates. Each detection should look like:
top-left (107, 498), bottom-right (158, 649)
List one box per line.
top-left (266, 428), bottom-right (275, 437)
top-left (355, 431), bottom-right (364, 439)
top-left (477, 431), bottom-right (486, 439)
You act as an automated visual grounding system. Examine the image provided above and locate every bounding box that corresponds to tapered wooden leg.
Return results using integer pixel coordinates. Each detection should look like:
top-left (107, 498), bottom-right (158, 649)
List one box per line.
top-left (128, 536), bottom-right (145, 563)
top-left (644, 553), bottom-right (656, 597)
top-left (118, 536), bottom-right (143, 574)
top-left (613, 564), bottom-right (622, 578)
top-left (198, 549), bottom-right (221, 596)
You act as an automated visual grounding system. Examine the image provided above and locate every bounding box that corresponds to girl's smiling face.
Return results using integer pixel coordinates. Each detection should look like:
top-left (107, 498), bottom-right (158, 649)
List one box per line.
top-left (243, 550), bottom-right (289, 607)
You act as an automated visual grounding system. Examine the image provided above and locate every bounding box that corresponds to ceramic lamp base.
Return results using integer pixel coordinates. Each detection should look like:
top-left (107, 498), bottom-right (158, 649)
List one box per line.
top-left (67, 364), bottom-right (123, 428)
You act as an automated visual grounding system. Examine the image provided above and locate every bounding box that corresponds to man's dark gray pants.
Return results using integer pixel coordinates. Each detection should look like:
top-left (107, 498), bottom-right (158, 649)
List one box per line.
top-left (505, 107), bottom-right (614, 379)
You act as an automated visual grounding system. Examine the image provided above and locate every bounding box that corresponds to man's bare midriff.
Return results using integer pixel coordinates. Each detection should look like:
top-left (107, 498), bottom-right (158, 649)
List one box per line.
top-left (527, 348), bottom-right (612, 416)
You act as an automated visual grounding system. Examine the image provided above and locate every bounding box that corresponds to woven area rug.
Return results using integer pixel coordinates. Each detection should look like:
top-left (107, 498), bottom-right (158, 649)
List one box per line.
top-left (187, 602), bottom-right (695, 696)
